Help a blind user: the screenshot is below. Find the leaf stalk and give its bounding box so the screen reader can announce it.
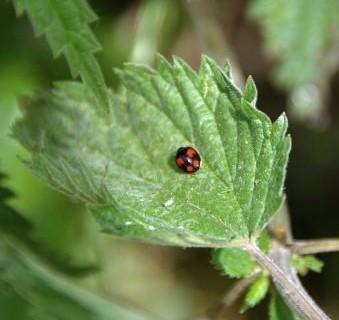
[244,241,330,320]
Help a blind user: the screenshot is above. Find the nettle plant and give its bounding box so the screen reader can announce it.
[4,1,338,319]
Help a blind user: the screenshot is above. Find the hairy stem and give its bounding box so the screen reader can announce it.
[244,242,330,320]
[292,238,339,255]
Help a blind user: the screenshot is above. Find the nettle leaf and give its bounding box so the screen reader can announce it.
[13,0,110,115]
[211,247,257,278]
[248,0,339,89]
[291,255,324,276]
[269,293,299,320]
[13,56,291,247]
[302,256,324,273]
[211,231,270,278]
[242,275,270,312]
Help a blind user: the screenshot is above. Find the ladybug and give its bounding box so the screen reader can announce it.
[175,147,201,173]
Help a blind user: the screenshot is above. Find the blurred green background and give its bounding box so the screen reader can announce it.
[1,0,339,319]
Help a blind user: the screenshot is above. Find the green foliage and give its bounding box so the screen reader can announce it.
[0,173,153,320]
[13,56,291,247]
[242,275,270,312]
[211,231,270,278]
[243,76,258,105]
[257,230,270,253]
[0,239,154,320]
[249,0,339,89]
[211,247,257,278]
[13,0,110,115]
[291,254,324,276]
[269,293,298,320]
[302,256,324,273]
[0,174,32,240]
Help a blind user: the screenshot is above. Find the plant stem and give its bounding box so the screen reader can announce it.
[244,242,330,320]
[292,239,339,255]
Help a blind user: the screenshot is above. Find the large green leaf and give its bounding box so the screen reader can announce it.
[13,0,110,115]
[13,56,291,247]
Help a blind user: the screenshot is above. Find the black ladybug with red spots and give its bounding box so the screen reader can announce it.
[175,147,201,173]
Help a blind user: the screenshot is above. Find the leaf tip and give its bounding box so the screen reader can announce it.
[243,75,258,105]
[155,53,170,68]
[242,275,269,312]
[113,67,124,80]
[223,59,232,77]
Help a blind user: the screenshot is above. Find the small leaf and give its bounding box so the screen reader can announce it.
[269,293,298,320]
[257,230,270,253]
[242,275,269,312]
[291,255,324,276]
[14,56,291,247]
[211,248,257,278]
[13,0,110,115]
[303,256,324,273]
[211,231,270,278]
[243,76,258,105]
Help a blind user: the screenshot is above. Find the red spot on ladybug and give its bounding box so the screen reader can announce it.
[176,157,185,167]
[186,147,196,158]
[193,159,200,168]
[186,165,194,172]
[175,147,201,173]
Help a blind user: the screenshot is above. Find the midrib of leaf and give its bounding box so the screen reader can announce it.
[13,0,110,116]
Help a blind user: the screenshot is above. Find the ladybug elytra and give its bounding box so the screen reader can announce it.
[175,147,201,173]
